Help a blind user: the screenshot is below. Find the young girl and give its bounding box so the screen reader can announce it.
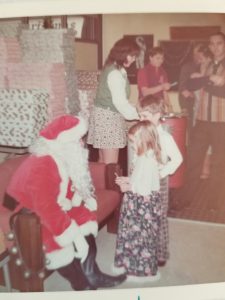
[114,120,162,280]
[138,95,183,266]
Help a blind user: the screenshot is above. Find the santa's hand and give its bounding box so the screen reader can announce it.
[60,198,72,211]
[84,196,97,211]
[73,233,89,263]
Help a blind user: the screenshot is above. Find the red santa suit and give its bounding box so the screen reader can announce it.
[7,115,98,270]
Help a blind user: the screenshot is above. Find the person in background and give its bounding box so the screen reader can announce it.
[189,44,212,179]
[137,46,173,113]
[138,95,183,266]
[178,43,206,138]
[174,32,225,211]
[113,120,163,281]
[87,37,140,164]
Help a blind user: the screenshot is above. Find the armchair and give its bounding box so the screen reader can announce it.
[0,155,122,292]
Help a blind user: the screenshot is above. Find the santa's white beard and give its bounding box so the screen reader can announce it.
[58,142,95,200]
[30,138,95,201]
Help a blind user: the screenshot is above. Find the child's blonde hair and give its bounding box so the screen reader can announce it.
[138,95,164,114]
[128,120,162,163]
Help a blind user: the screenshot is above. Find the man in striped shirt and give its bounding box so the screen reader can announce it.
[173,32,225,211]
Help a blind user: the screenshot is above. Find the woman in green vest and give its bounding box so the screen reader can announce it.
[87,37,140,164]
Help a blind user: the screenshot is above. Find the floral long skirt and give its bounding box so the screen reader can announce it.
[114,191,162,277]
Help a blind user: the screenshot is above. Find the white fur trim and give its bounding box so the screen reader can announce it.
[45,244,75,270]
[57,116,88,143]
[84,197,97,211]
[80,221,98,237]
[50,154,70,209]
[54,220,81,247]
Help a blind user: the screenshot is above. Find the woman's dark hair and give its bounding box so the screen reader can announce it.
[104,37,140,68]
[148,46,164,58]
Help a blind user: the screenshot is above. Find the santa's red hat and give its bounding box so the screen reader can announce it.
[40,114,88,143]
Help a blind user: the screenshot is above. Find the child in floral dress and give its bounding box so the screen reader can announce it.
[114,120,162,280]
[138,95,182,267]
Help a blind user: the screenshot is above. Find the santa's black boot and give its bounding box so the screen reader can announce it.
[79,234,127,288]
[57,260,96,291]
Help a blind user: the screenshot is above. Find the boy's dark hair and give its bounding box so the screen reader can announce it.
[148,46,164,58]
[139,95,164,114]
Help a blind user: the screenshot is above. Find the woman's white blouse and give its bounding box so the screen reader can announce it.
[107,67,139,120]
[130,150,160,196]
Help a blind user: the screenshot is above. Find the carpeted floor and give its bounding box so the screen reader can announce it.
[168,180,225,224]
[43,218,225,292]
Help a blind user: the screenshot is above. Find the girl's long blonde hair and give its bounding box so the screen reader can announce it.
[128,120,162,163]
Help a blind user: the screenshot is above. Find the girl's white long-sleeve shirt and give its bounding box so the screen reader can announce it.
[107,67,139,120]
[129,126,183,196]
[130,150,160,196]
[157,124,183,178]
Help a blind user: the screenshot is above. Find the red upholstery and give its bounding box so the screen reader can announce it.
[89,162,106,190]
[95,189,120,223]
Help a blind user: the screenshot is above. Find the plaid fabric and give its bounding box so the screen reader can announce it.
[197,61,225,122]
[197,89,225,122]
[157,176,169,261]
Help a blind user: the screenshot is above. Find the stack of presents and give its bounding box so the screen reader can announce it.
[0,20,100,149]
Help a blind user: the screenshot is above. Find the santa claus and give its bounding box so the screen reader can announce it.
[6,114,126,290]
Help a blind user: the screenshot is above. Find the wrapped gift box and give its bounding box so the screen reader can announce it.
[0,89,49,147]
[0,63,67,119]
[77,70,100,118]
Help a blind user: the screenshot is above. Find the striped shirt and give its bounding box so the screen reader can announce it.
[197,59,225,122]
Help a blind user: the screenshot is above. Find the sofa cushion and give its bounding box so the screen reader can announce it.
[95,189,120,224]
[89,162,106,190]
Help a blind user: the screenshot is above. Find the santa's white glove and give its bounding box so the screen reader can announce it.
[73,232,89,263]
[59,198,73,211]
[84,196,97,211]
[71,192,83,207]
